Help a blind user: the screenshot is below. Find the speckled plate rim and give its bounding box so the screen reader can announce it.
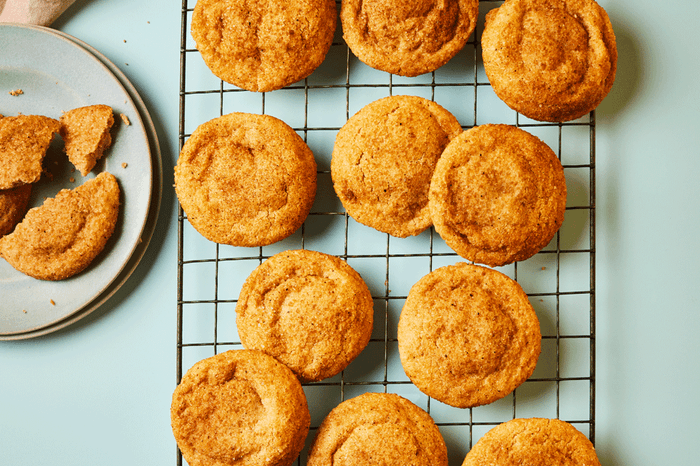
[0,23,162,340]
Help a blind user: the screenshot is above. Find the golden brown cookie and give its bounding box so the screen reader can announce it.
[331,95,462,238]
[0,114,60,190]
[60,104,115,176]
[191,0,337,92]
[307,392,448,466]
[462,418,601,466]
[0,172,120,281]
[0,184,32,237]
[398,263,541,409]
[174,113,317,247]
[481,0,617,122]
[341,0,479,76]
[171,349,310,466]
[236,249,374,383]
[429,124,566,267]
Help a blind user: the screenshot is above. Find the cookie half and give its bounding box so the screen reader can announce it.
[171,349,310,466]
[0,184,32,237]
[0,114,60,190]
[175,113,317,247]
[341,0,478,76]
[331,95,462,237]
[481,0,617,122]
[429,124,566,267]
[462,418,601,466]
[60,104,115,176]
[236,249,374,382]
[0,172,120,281]
[191,0,337,92]
[307,392,448,466]
[398,263,541,408]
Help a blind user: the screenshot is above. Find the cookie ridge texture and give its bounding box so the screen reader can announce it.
[191,0,337,92]
[429,124,566,267]
[461,418,601,466]
[398,263,541,408]
[174,113,317,247]
[236,249,374,382]
[307,392,448,466]
[171,349,310,466]
[331,95,463,237]
[341,0,479,76]
[481,0,617,122]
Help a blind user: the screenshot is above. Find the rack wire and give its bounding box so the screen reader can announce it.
[177,1,596,464]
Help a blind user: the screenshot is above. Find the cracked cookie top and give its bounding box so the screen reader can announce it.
[191,0,337,92]
[340,0,478,76]
[174,113,317,247]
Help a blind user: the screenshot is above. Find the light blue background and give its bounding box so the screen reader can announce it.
[2,0,699,465]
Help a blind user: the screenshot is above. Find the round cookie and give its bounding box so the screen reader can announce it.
[397,263,541,409]
[171,349,310,466]
[191,0,337,92]
[307,392,448,466]
[429,124,566,267]
[0,184,32,237]
[174,113,317,247]
[236,249,374,382]
[462,418,601,466]
[341,0,479,76]
[481,0,617,122]
[331,95,463,238]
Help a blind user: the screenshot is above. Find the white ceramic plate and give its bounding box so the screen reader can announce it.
[0,23,157,338]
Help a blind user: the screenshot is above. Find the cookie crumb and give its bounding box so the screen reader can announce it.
[69,177,75,183]
[9,89,23,96]
[121,162,128,168]
[120,113,131,126]
[50,299,55,305]
[541,266,546,270]
[22,309,27,314]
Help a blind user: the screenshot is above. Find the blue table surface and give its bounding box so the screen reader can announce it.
[2,1,699,465]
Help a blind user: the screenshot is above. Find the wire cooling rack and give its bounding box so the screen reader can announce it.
[177,1,596,464]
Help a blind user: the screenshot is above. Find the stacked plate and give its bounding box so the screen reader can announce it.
[0,23,162,340]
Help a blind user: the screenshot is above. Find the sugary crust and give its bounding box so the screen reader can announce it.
[60,104,115,176]
[397,263,541,408]
[462,418,601,466]
[0,115,60,190]
[481,0,617,122]
[429,124,566,267]
[307,392,448,466]
[0,172,120,281]
[191,0,337,92]
[171,349,310,466]
[174,113,317,247]
[0,184,32,237]
[236,249,374,382]
[331,95,462,238]
[341,0,478,76]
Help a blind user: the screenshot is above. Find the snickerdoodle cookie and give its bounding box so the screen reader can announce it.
[481,0,617,122]
[331,95,462,237]
[462,418,601,466]
[0,184,32,237]
[171,349,310,466]
[191,0,337,92]
[340,0,478,76]
[236,249,374,382]
[307,392,448,466]
[60,104,115,176]
[174,113,317,247]
[0,114,60,190]
[429,124,566,267]
[0,172,120,281]
[398,263,541,408]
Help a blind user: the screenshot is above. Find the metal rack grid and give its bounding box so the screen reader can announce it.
[177,1,596,464]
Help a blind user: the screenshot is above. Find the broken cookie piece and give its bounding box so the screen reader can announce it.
[0,172,120,281]
[60,105,115,176]
[0,184,32,237]
[0,115,60,190]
